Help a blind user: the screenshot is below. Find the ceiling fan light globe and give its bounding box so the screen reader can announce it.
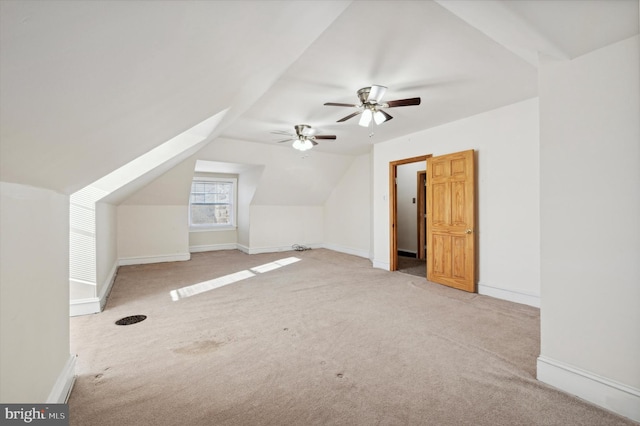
[301,139,313,151]
[368,85,387,103]
[359,109,373,127]
[292,138,313,151]
[373,110,387,125]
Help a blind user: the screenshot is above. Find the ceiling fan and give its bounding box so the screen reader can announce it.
[324,85,421,127]
[272,124,336,151]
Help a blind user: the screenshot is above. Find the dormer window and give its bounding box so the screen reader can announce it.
[189,177,237,230]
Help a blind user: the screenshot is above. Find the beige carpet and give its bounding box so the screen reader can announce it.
[69,249,636,425]
[397,255,426,277]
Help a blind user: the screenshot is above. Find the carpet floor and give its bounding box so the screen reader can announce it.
[69,249,637,425]
[396,255,426,277]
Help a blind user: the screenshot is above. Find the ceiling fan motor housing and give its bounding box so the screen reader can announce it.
[295,124,312,136]
[357,87,371,104]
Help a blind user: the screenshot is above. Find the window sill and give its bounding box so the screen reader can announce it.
[189,226,237,233]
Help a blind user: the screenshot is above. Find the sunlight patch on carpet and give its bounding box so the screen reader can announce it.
[170,257,301,301]
[250,256,301,273]
[170,270,255,301]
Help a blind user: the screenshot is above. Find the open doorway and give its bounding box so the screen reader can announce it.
[417,170,427,260]
[389,155,430,276]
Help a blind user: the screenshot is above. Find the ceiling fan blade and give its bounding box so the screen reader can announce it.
[336,111,362,122]
[311,140,318,146]
[271,130,293,136]
[314,135,337,140]
[276,138,293,143]
[385,97,421,108]
[324,102,359,107]
[368,85,387,103]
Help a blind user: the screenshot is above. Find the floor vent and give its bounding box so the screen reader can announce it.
[115,315,147,326]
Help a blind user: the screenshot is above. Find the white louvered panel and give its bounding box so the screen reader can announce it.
[69,203,95,234]
[69,185,104,286]
[69,230,96,283]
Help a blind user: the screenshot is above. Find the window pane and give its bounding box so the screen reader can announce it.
[190,204,231,225]
[189,179,235,226]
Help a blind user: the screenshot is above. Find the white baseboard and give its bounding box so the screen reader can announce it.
[478,283,540,308]
[47,354,76,403]
[241,243,323,255]
[322,243,371,259]
[70,297,101,316]
[372,259,390,271]
[537,356,640,422]
[98,261,118,310]
[70,262,118,316]
[190,243,237,253]
[118,252,191,266]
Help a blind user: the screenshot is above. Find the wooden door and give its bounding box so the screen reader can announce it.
[426,150,475,292]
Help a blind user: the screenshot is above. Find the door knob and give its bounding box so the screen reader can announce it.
[465,229,473,234]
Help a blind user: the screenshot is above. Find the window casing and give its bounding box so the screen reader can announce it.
[189,177,237,230]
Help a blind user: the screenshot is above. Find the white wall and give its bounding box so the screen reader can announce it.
[372,98,540,306]
[246,205,323,253]
[396,161,425,254]
[0,182,73,402]
[189,229,237,252]
[117,139,356,257]
[171,138,355,254]
[538,35,640,421]
[236,165,264,249]
[95,201,118,300]
[117,205,190,264]
[324,153,372,258]
[116,137,366,258]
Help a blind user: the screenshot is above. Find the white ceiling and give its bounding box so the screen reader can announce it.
[1,0,638,194]
[222,0,540,156]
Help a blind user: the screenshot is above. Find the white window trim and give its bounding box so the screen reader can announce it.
[188,177,237,231]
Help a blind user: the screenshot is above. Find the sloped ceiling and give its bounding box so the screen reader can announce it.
[1,0,638,196]
[221,0,538,155]
[500,0,639,59]
[218,0,638,156]
[0,0,350,194]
